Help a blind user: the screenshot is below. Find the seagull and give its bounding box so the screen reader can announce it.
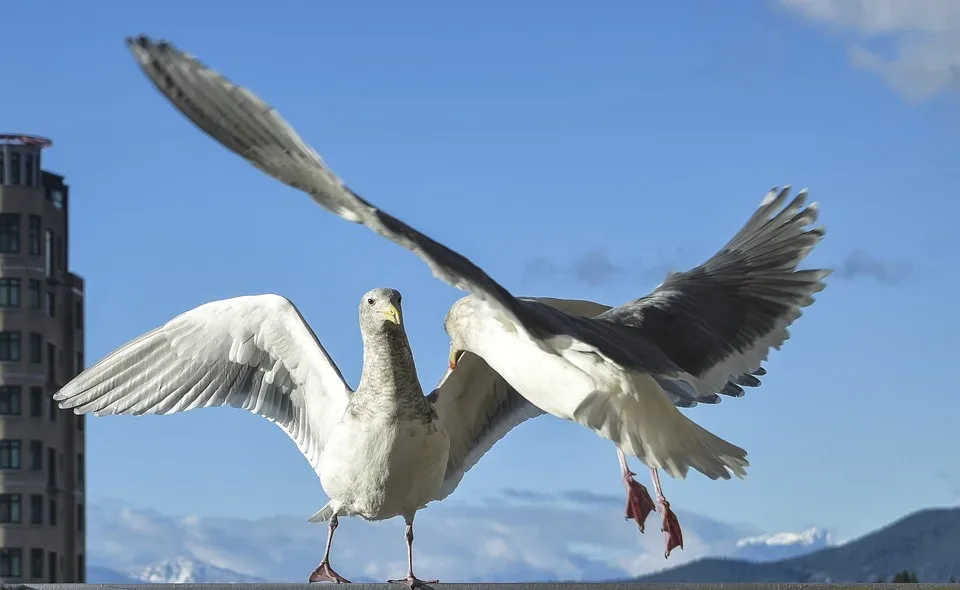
[55,288,602,586]
[123,34,831,559]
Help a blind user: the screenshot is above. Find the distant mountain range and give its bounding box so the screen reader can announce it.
[89,558,266,584]
[82,493,835,583]
[637,507,960,583]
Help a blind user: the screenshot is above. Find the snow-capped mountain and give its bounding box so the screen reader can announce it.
[85,494,831,582]
[734,527,834,561]
[134,557,268,583]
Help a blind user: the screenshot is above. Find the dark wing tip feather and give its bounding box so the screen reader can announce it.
[720,382,746,398]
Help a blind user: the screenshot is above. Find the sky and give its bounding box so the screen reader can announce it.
[4,0,960,556]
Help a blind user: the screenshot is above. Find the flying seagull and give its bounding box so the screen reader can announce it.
[55,288,603,586]
[123,34,830,558]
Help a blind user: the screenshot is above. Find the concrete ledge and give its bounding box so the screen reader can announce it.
[10,584,958,590]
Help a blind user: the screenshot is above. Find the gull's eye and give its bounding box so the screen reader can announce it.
[367,298,375,305]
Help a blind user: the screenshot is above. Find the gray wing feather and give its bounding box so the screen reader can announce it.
[426,351,544,503]
[126,36,827,388]
[599,187,829,395]
[519,298,767,407]
[53,294,352,474]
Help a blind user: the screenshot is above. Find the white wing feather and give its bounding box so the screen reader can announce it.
[427,296,613,502]
[54,294,352,475]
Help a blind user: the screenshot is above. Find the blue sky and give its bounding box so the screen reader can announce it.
[6,0,960,549]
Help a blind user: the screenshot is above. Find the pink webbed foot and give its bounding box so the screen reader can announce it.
[308,561,351,584]
[658,497,684,558]
[623,470,656,532]
[388,575,439,588]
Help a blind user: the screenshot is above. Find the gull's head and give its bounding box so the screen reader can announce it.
[443,295,482,370]
[359,288,403,333]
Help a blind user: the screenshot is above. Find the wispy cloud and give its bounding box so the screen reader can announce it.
[524,247,912,288]
[778,0,960,101]
[832,249,914,284]
[558,489,622,506]
[522,249,681,287]
[500,487,557,502]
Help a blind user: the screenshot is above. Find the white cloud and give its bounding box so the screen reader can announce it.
[86,490,830,583]
[778,0,960,100]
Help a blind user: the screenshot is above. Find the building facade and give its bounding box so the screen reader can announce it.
[0,134,85,583]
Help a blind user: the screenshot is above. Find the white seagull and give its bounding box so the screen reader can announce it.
[55,288,601,586]
[123,35,831,559]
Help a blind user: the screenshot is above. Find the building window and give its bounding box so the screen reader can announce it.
[76,504,84,532]
[0,440,21,469]
[0,494,22,524]
[77,453,84,482]
[28,333,41,363]
[0,214,20,254]
[77,415,83,431]
[48,498,56,526]
[46,343,55,384]
[9,153,21,185]
[0,151,4,184]
[24,154,34,186]
[77,554,84,582]
[48,398,56,422]
[29,441,42,471]
[46,449,56,487]
[29,549,42,580]
[47,551,56,583]
[75,301,83,329]
[45,291,55,318]
[29,388,42,418]
[0,386,21,415]
[28,279,40,309]
[0,278,20,308]
[0,548,22,578]
[44,230,52,277]
[28,216,41,255]
[29,495,42,525]
[75,352,83,377]
[0,332,20,361]
[50,190,64,210]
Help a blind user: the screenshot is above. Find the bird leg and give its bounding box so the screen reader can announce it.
[650,468,684,558]
[388,522,438,588]
[618,448,655,532]
[308,515,351,584]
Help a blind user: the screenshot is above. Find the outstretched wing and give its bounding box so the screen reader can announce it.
[426,297,609,502]
[599,188,829,397]
[123,37,584,349]
[54,294,352,475]
[426,351,543,502]
[126,36,827,386]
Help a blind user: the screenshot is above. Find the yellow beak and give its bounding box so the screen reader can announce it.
[381,304,401,325]
[449,346,463,370]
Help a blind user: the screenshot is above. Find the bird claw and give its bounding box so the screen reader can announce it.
[658,498,684,558]
[388,575,438,588]
[308,561,351,584]
[623,473,656,533]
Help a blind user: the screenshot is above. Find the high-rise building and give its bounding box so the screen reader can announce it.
[0,134,85,583]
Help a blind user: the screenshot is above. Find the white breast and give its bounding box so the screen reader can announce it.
[473,316,598,422]
[319,413,450,521]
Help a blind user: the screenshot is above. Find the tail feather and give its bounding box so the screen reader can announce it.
[307,502,335,524]
[572,372,748,481]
